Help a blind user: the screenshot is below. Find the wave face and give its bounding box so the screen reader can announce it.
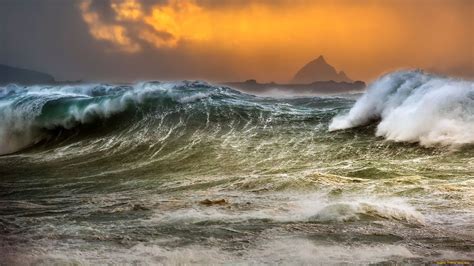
[0,81,257,155]
[329,71,474,147]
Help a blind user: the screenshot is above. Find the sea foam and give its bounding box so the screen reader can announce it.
[329,70,474,147]
[0,81,226,155]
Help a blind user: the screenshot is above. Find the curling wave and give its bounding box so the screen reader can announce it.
[0,81,251,155]
[0,81,332,156]
[329,70,474,147]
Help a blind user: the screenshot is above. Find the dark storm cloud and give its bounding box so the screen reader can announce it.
[0,0,250,82]
[0,0,472,83]
[0,1,102,80]
[0,2,150,81]
[89,0,116,23]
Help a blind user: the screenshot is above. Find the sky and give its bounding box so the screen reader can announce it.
[0,0,472,83]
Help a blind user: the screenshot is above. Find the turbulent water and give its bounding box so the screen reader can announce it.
[0,71,473,264]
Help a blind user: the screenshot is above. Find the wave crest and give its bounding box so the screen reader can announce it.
[329,70,474,147]
[0,81,242,155]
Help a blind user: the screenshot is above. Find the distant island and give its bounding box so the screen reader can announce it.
[1,56,365,94]
[291,55,352,83]
[225,56,365,94]
[0,64,55,85]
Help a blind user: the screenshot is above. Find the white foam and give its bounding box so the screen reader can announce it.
[329,70,474,147]
[150,194,425,225]
[248,239,415,264]
[4,238,416,265]
[0,82,220,155]
[309,200,425,224]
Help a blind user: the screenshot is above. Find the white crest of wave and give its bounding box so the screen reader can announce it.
[0,84,136,155]
[329,70,474,147]
[0,82,222,155]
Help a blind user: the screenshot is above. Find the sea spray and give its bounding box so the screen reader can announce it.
[0,81,243,155]
[329,70,474,147]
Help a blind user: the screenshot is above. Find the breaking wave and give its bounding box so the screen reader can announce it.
[0,81,247,155]
[329,70,474,147]
[2,70,472,156]
[0,80,330,156]
[149,194,425,226]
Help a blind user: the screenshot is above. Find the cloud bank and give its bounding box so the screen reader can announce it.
[1,0,472,82]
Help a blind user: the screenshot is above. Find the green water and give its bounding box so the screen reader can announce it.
[0,80,473,264]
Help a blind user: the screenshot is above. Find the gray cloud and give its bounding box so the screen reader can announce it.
[0,0,472,83]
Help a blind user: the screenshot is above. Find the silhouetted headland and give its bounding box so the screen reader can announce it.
[0,64,55,85]
[292,55,352,83]
[225,56,365,94]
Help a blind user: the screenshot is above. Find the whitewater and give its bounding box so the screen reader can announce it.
[0,70,473,264]
[330,71,474,147]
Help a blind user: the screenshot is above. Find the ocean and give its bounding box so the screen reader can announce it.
[1,70,473,264]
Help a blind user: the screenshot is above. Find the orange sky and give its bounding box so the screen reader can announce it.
[79,0,473,82]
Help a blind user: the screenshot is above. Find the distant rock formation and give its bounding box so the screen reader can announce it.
[291,56,352,83]
[0,64,55,85]
[225,79,365,95]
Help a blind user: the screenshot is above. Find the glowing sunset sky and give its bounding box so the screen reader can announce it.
[1,0,472,82]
